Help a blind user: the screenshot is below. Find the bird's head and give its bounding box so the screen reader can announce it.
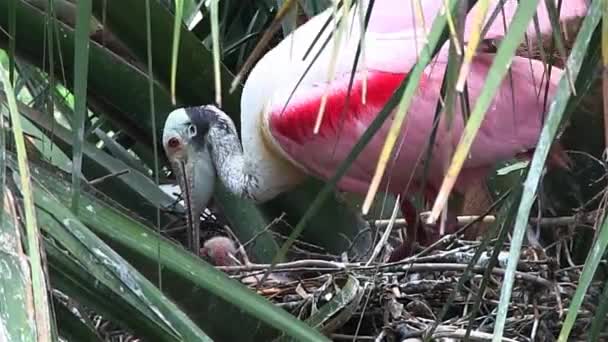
[200,236,240,266]
[162,106,218,220]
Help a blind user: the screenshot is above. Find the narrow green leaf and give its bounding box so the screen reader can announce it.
[144,0,164,289]
[543,0,575,90]
[492,1,602,340]
[588,278,608,342]
[558,213,608,340]
[1,56,52,342]
[70,0,92,213]
[170,0,184,104]
[210,0,221,106]
[7,0,15,81]
[276,0,299,36]
[44,0,56,165]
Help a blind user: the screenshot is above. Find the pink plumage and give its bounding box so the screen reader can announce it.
[267,0,585,200]
[200,236,239,266]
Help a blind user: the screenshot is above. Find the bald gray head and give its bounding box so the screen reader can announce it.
[162,106,221,156]
[162,105,258,233]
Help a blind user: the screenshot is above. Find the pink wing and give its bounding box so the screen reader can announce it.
[265,0,585,195]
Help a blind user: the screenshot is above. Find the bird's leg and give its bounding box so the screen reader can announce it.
[388,188,459,261]
[387,199,421,261]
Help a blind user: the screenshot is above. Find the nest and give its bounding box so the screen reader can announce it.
[216,234,606,342]
[146,184,608,341]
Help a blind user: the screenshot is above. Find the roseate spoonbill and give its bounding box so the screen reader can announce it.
[162,0,587,256]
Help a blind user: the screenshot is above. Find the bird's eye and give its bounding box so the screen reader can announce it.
[188,124,197,137]
[167,137,181,149]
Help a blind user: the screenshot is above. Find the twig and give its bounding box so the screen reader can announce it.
[366,194,400,266]
[373,210,598,229]
[217,260,553,288]
[431,327,518,342]
[242,213,286,247]
[222,225,252,266]
[382,263,553,288]
[218,259,351,272]
[331,333,375,340]
[88,169,130,185]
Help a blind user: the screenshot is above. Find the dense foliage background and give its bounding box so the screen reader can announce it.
[0,0,607,341]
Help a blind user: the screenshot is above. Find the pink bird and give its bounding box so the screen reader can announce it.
[162,0,587,257]
[200,236,239,266]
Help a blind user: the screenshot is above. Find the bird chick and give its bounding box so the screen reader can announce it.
[200,236,239,266]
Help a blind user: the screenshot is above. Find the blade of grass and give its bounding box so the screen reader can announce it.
[491,2,602,340]
[428,0,542,224]
[210,0,221,106]
[144,0,164,291]
[313,0,350,134]
[544,0,576,93]
[7,0,15,81]
[276,0,298,36]
[170,0,184,104]
[603,0,608,151]
[93,129,149,174]
[1,56,52,342]
[588,277,608,342]
[443,0,462,55]
[70,0,92,214]
[44,0,56,164]
[558,212,608,339]
[455,0,489,91]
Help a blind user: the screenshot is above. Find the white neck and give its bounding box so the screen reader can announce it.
[206,114,261,202]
